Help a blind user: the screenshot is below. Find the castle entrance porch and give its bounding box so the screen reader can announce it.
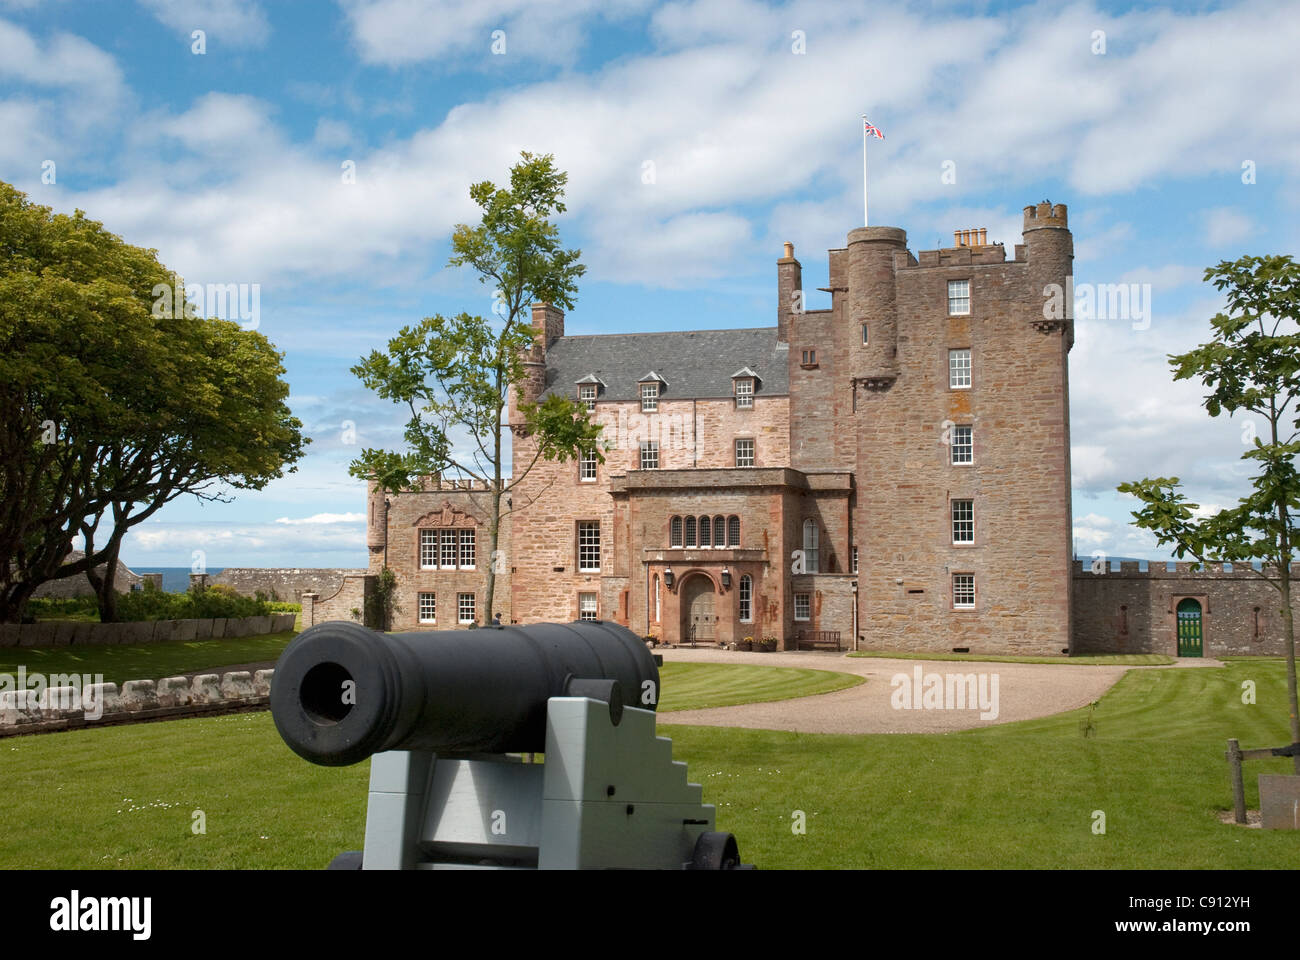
[680,574,717,646]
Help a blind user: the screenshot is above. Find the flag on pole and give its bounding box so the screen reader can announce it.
[861,116,884,227]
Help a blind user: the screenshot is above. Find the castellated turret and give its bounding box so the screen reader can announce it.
[846,226,908,385]
[1022,202,1074,346]
[366,479,387,572]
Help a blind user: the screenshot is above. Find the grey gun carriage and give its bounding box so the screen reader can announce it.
[271,619,749,869]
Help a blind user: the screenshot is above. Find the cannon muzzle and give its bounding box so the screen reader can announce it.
[270,620,659,766]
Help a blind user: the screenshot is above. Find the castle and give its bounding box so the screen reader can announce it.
[300,202,1298,659]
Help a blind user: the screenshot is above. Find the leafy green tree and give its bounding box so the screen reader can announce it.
[0,181,307,622]
[349,152,602,619]
[1119,255,1300,771]
[76,306,308,622]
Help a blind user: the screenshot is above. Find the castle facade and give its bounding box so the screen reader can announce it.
[353,202,1076,655]
[298,202,1298,659]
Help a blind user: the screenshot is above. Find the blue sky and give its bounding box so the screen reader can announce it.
[2,0,1296,567]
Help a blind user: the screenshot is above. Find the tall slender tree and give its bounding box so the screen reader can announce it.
[1119,254,1300,771]
[349,152,602,620]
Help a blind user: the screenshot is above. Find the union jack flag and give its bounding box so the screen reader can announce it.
[863,119,884,140]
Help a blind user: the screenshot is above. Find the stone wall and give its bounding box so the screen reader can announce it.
[0,669,275,735]
[210,567,364,602]
[363,481,511,631]
[791,573,857,647]
[0,613,296,648]
[302,575,375,629]
[1072,560,1300,657]
[30,551,143,598]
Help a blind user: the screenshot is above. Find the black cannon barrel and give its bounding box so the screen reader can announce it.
[271,620,659,766]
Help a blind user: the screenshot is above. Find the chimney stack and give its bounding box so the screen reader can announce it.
[777,241,801,343]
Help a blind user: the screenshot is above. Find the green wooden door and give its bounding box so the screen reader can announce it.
[1176,598,1203,657]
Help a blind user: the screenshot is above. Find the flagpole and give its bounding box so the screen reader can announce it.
[861,114,868,227]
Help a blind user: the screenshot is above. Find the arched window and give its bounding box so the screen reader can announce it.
[714,515,726,547]
[684,515,697,547]
[738,575,752,622]
[802,519,819,573]
[699,515,711,547]
[670,516,682,547]
[728,515,740,547]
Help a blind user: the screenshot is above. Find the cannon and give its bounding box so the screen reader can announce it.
[271,619,748,869]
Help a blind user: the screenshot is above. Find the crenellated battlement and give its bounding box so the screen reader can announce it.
[1072,559,1295,577]
[1023,201,1068,230]
[400,476,505,493]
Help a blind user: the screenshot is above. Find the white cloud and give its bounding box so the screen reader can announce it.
[275,512,366,525]
[0,99,57,169]
[1204,207,1255,247]
[45,0,1299,295]
[1077,512,1114,529]
[123,520,365,566]
[1071,445,1118,490]
[340,0,649,66]
[0,19,124,94]
[136,0,269,46]
[1117,264,1203,293]
[313,118,353,149]
[1073,222,1133,263]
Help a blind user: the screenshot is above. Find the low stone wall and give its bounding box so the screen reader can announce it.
[30,551,143,598]
[0,669,275,735]
[210,568,365,602]
[0,612,297,649]
[303,575,376,628]
[1072,560,1300,657]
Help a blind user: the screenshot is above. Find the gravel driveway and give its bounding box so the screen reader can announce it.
[656,648,1219,734]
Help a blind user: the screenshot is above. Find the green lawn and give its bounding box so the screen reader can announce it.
[657,662,862,712]
[848,651,1175,666]
[1,660,1295,868]
[0,631,297,686]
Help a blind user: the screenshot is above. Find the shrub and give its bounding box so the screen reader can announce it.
[26,596,100,621]
[116,587,270,622]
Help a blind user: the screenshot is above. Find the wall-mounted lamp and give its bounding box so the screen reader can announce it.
[721,567,731,589]
[663,566,674,589]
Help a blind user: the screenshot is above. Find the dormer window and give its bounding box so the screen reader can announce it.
[731,367,759,409]
[575,374,603,412]
[638,372,666,412]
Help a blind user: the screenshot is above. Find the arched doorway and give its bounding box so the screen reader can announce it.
[680,574,716,645]
[1176,598,1203,657]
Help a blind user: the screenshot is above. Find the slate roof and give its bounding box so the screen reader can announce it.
[541,327,788,402]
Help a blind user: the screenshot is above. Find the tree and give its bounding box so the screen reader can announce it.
[349,152,602,620]
[1118,254,1300,772]
[76,307,308,622]
[0,181,307,622]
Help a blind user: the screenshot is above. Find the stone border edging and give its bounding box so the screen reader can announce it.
[0,669,275,736]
